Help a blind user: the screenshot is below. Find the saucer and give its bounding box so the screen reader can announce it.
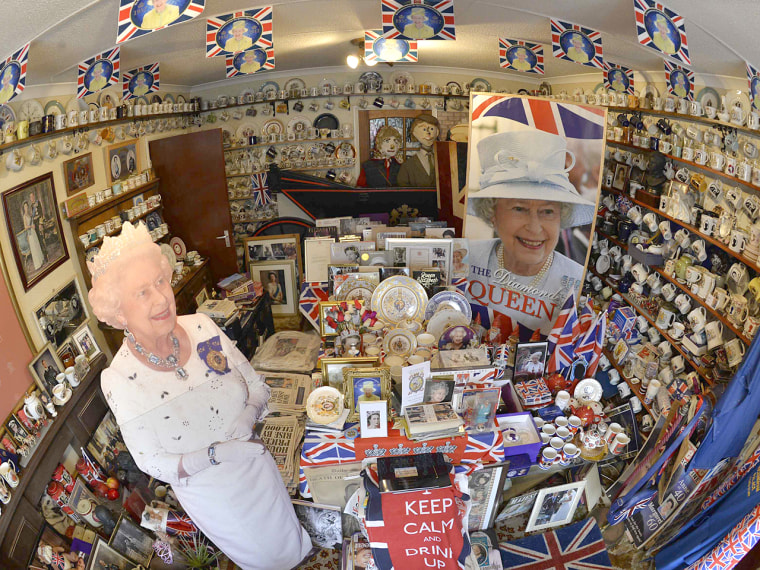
[52,388,73,406]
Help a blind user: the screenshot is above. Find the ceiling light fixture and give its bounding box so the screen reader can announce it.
[346,38,385,69]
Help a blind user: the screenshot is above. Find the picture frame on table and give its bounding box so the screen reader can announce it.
[67,477,101,523]
[359,400,388,438]
[62,152,96,196]
[496,490,539,522]
[461,387,500,431]
[379,266,410,280]
[86,537,133,570]
[109,513,154,566]
[249,259,298,316]
[321,357,379,390]
[384,237,453,285]
[72,324,102,362]
[319,300,365,337]
[86,411,124,473]
[291,500,344,549]
[514,341,549,382]
[57,340,80,369]
[330,241,376,264]
[423,378,455,404]
[467,462,510,530]
[343,367,391,421]
[244,234,302,279]
[327,263,360,295]
[611,162,630,191]
[28,523,82,570]
[105,139,141,185]
[525,481,586,532]
[2,173,69,291]
[29,343,65,396]
[34,279,88,349]
[6,414,33,446]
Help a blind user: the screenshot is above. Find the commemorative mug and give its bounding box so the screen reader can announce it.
[691,100,704,116]
[710,151,726,170]
[627,205,643,225]
[539,447,558,469]
[610,433,631,455]
[636,315,650,332]
[661,282,677,302]
[725,338,746,367]
[669,322,686,340]
[706,320,724,350]
[687,307,707,332]
[728,263,749,289]
[697,272,716,299]
[695,148,708,165]
[700,214,717,236]
[647,327,662,344]
[609,369,621,385]
[730,230,748,253]
[643,212,659,232]
[618,382,632,398]
[712,287,730,311]
[0,462,18,488]
[659,366,674,384]
[675,293,692,315]
[692,239,708,262]
[682,145,695,161]
[631,263,649,283]
[671,354,686,374]
[744,316,760,339]
[705,105,717,119]
[728,295,749,324]
[726,155,737,176]
[560,443,580,466]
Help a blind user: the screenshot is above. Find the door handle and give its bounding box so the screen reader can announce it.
[216,230,231,248]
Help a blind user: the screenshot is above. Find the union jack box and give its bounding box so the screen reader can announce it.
[612,307,636,335]
[514,378,552,408]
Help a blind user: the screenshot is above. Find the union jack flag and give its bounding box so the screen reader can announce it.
[500,518,614,569]
[122,61,159,101]
[577,299,596,338]
[664,59,694,101]
[499,38,544,75]
[747,62,760,111]
[249,172,272,207]
[0,43,29,104]
[206,7,273,58]
[546,291,579,374]
[299,282,329,331]
[364,29,417,64]
[634,0,690,65]
[461,429,504,470]
[550,19,604,69]
[77,47,120,99]
[471,94,606,141]
[608,487,657,525]
[226,48,275,77]
[382,0,456,41]
[299,427,362,496]
[117,0,205,44]
[605,61,635,94]
[574,309,607,376]
[452,277,468,295]
[687,504,760,570]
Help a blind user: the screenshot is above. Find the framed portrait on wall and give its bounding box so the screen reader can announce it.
[62,153,96,195]
[2,173,69,291]
[105,139,141,185]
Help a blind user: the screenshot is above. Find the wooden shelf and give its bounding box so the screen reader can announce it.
[67,179,160,222]
[607,105,760,138]
[224,136,353,151]
[171,259,209,295]
[226,164,354,178]
[602,348,656,418]
[78,204,163,249]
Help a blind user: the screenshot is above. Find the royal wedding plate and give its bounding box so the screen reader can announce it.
[306,386,344,425]
[262,118,284,136]
[574,378,603,403]
[371,275,427,324]
[424,291,471,322]
[383,328,417,359]
[287,115,311,138]
[336,277,376,303]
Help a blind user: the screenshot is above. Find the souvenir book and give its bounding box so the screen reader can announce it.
[377,452,451,492]
[404,402,463,437]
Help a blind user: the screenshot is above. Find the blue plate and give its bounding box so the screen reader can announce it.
[424,290,472,322]
[696,86,720,109]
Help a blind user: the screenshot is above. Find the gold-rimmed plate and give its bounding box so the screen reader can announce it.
[371,275,427,324]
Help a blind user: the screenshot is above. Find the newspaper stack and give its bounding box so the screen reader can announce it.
[259,414,305,493]
[263,372,312,413]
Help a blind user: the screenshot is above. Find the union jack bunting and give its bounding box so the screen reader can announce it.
[206,7,273,58]
[500,518,614,569]
[226,48,275,77]
[499,38,544,75]
[664,60,694,101]
[546,291,579,374]
[364,30,417,64]
[605,61,635,94]
[381,0,456,41]
[687,504,760,570]
[633,0,690,65]
[122,62,159,101]
[452,277,468,295]
[550,19,604,69]
[249,172,272,207]
[747,62,760,111]
[574,309,607,376]
[117,0,206,44]
[77,47,120,99]
[299,282,329,331]
[701,444,760,512]
[0,43,29,105]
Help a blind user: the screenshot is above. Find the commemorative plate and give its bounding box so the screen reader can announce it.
[424,291,471,322]
[306,386,344,425]
[696,86,720,109]
[262,118,284,136]
[336,277,376,303]
[383,328,417,359]
[574,378,603,403]
[469,78,491,92]
[371,275,427,324]
[287,115,311,138]
[359,71,383,93]
[170,237,187,260]
[426,308,470,341]
[313,113,339,131]
[44,100,66,116]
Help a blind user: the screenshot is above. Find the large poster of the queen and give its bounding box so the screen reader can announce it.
[464,94,605,340]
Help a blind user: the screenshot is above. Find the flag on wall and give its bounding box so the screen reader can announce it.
[664,60,694,100]
[365,30,417,63]
[747,62,760,110]
[381,0,456,41]
[206,7,273,58]
[117,0,205,43]
[605,61,635,94]
[633,0,690,65]
[550,19,604,69]
[122,62,159,100]
[0,43,29,105]
[77,47,120,99]
[499,38,544,75]
[226,48,275,77]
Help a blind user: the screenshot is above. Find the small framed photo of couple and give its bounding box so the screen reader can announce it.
[525,481,586,532]
[359,400,388,438]
[72,324,101,362]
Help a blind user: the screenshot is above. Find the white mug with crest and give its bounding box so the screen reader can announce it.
[698,272,716,299]
[744,316,760,339]
[643,212,659,232]
[705,321,724,350]
[725,338,747,367]
[627,206,643,225]
[661,282,677,302]
[687,307,707,332]
[647,327,661,344]
[671,354,686,374]
[631,263,649,284]
[674,293,692,315]
[727,295,749,324]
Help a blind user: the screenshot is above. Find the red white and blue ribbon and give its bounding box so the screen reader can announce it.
[122,61,159,101]
[550,19,604,69]
[226,48,275,77]
[605,61,635,94]
[364,29,417,63]
[664,60,694,101]
[499,38,544,75]
[117,0,206,44]
[747,62,760,111]
[0,43,29,104]
[77,47,120,99]
[633,0,690,65]
[381,0,456,41]
[687,504,760,570]
[206,7,273,58]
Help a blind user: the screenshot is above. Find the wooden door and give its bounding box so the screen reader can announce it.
[149,130,236,283]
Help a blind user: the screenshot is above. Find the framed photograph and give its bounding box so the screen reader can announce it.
[327,263,360,295]
[6,414,33,446]
[86,537,133,570]
[292,500,343,549]
[343,367,391,421]
[194,287,209,308]
[72,324,102,362]
[496,490,539,522]
[28,523,83,570]
[57,340,79,369]
[423,378,455,404]
[514,341,549,382]
[468,463,509,530]
[385,237,453,285]
[461,387,500,431]
[525,481,586,532]
[109,514,154,566]
[244,234,302,279]
[62,153,96,195]
[319,300,364,337]
[250,260,298,315]
[29,343,65,396]
[2,173,69,291]
[68,477,101,524]
[34,279,88,349]
[612,162,630,191]
[321,357,379,390]
[86,411,125,473]
[359,400,388,438]
[330,241,376,264]
[105,139,141,185]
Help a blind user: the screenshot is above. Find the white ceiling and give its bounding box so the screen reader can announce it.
[2,0,756,90]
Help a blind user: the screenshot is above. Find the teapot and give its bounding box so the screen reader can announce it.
[545,372,567,394]
[570,404,600,427]
[24,394,45,421]
[578,424,608,460]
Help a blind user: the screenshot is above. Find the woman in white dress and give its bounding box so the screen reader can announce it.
[22,201,44,270]
[88,222,311,570]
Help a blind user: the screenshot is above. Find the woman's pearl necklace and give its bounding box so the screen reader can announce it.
[497,243,554,288]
